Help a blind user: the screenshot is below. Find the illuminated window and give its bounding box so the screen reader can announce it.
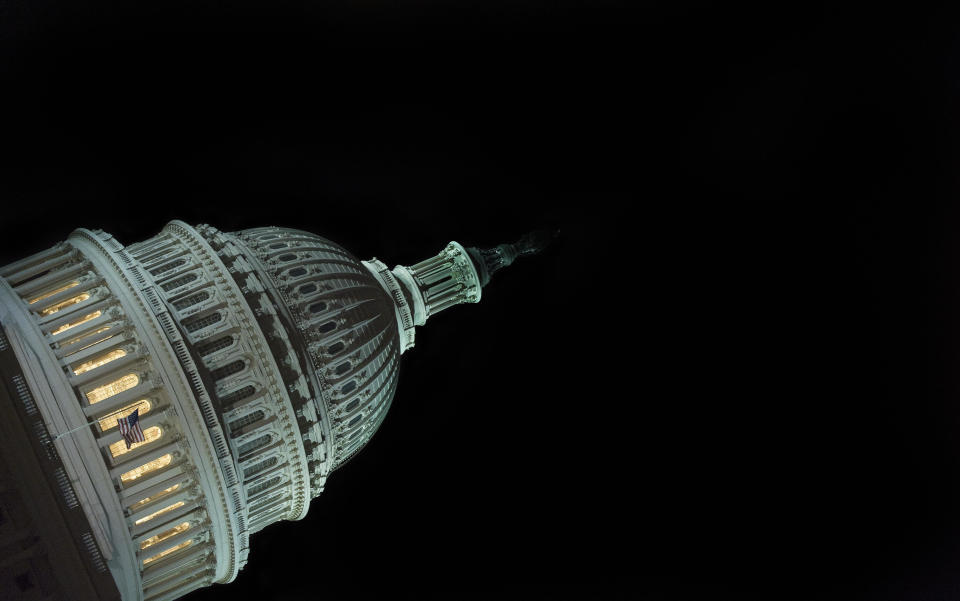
[98,399,152,431]
[142,539,193,566]
[40,292,90,316]
[72,349,127,375]
[28,281,79,304]
[122,453,172,484]
[85,373,139,404]
[129,483,179,512]
[109,426,162,458]
[51,311,102,336]
[134,499,185,525]
[139,521,191,550]
[160,273,197,292]
[60,326,113,354]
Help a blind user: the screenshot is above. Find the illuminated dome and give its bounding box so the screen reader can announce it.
[0,219,550,601]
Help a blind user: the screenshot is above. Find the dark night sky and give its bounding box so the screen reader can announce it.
[3,2,960,600]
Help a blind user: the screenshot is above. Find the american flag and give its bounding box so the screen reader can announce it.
[117,408,145,449]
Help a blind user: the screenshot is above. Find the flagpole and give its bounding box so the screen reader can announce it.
[52,405,139,441]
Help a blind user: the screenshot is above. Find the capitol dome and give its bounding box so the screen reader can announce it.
[0,219,549,601]
[198,224,403,471]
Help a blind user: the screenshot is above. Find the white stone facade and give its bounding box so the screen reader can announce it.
[0,221,487,601]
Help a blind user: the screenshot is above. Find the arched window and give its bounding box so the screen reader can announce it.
[219,385,256,406]
[150,258,186,276]
[109,426,162,458]
[40,292,90,316]
[140,522,191,551]
[309,301,327,313]
[327,341,344,355]
[85,373,139,404]
[289,267,306,277]
[211,360,245,381]
[71,349,127,375]
[238,434,271,458]
[51,310,102,336]
[196,335,234,356]
[183,311,222,333]
[229,410,264,436]
[98,399,151,431]
[142,540,193,566]
[248,476,281,497]
[28,281,79,305]
[278,254,296,262]
[348,414,362,427]
[243,456,279,480]
[160,272,197,292]
[340,380,356,395]
[335,361,351,376]
[318,321,336,334]
[349,428,363,440]
[268,242,287,249]
[172,291,210,311]
[344,399,359,412]
[134,499,185,526]
[299,284,317,295]
[128,483,179,512]
[121,453,172,484]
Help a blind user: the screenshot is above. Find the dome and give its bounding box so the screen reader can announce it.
[206,225,403,469]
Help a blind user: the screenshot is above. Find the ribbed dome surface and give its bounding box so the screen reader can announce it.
[227,227,402,468]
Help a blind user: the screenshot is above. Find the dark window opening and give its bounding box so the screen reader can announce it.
[14,572,34,592]
[211,360,245,381]
[327,342,344,355]
[318,321,336,334]
[278,254,296,262]
[309,301,327,313]
[219,385,256,406]
[269,243,287,249]
[335,362,351,376]
[348,414,362,427]
[183,311,223,333]
[345,399,359,412]
[341,380,356,395]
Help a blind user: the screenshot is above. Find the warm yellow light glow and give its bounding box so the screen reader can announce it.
[109,426,161,458]
[139,521,191,550]
[61,326,113,354]
[142,539,192,566]
[40,292,90,316]
[85,374,139,404]
[72,349,127,375]
[122,453,172,485]
[51,311,102,336]
[28,281,79,304]
[129,483,180,512]
[98,399,152,431]
[134,498,184,525]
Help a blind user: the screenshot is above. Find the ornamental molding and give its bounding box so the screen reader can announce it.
[70,228,239,586]
[166,222,312,524]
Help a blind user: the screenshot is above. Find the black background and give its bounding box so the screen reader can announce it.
[3,2,960,600]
